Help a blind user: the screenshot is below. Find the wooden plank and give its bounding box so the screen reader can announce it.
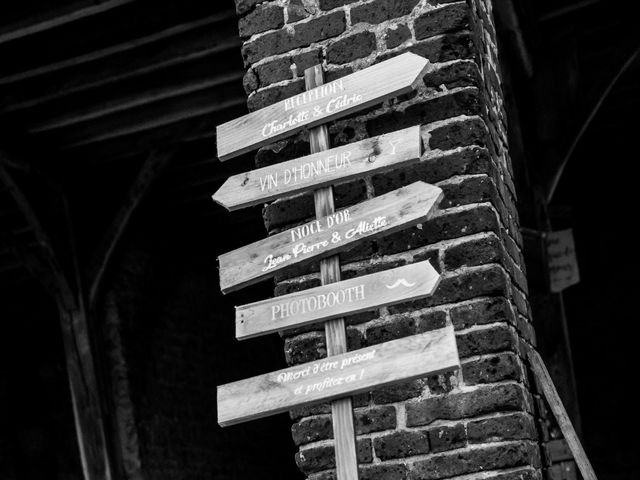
[526,347,598,480]
[236,260,440,340]
[217,326,460,427]
[218,181,442,294]
[305,65,358,480]
[212,126,422,211]
[216,52,430,161]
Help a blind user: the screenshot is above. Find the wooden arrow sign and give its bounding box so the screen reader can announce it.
[216,52,430,161]
[217,326,459,427]
[218,181,443,294]
[236,260,440,340]
[212,126,422,211]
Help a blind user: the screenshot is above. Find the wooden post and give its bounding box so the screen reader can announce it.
[305,65,359,480]
[526,345,598,480]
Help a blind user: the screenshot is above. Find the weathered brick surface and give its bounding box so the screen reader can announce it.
[233,0,539,477]
[428,423,466,452]
[238,4,284,38]
[414,2,469,40]
[374,430,430,460]
[351,0,420,25]
[242,11,346,64]
[386,23,411,48]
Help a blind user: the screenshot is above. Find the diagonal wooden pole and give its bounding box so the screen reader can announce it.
[304,65,359,480]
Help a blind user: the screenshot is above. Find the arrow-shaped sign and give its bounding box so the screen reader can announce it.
[212,126,422,211]
[236,260,440,340]
[217,326,459,427]
[216,52,430,161]
[218,181,442,294]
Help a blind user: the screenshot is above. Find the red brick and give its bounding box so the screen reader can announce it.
[467,413,537,443]
[406,383,529,427]
[409,442,540,479]
[428,423,466,452]
[242,11,346,64]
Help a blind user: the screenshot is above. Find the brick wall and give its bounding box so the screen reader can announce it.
[235,0,542,478]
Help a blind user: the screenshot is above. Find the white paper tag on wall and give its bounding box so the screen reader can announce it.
[547,229,580,293]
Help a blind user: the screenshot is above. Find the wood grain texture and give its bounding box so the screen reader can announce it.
[216,52,430,161]
[526,346,598,480]
[217,326,460,427]
[306,64,358,480]
[218,181,443,293]
[236,260,440,340]
[212,126,421,211]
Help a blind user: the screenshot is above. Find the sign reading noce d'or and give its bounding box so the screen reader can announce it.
[217,181,443,294]
[216,52,430,161]
[235,260,441,340]
[212,126,422,211]
[217,326,460,427]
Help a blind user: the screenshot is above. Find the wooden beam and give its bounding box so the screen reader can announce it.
[29,70,244,133]
[0,11,237,87]
[0,162,74,306]
[0,160,115,480]
[0,0,137,45]
[305,64,358,480]
[526,345,598,480]
[88,150,174,306]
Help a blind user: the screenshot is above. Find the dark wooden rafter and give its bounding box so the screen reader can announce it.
[88,149,174,307]
[0,159,113,480]
[0,0,137,45]
[546,45,640,203]
[0,10,237,87]
[59,95,246,150]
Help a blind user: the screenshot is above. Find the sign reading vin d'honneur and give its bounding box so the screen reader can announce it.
[212,126,422,211]
[217,326,460,426]
[236,260,440,340]
[215,53,430,161]
[218,181,443,294]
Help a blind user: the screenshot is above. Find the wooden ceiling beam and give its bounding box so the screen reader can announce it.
[29,70,244,133]
[58,96,246,150]
[0,11,236,86]
[0,0,137,45]
[87,149,174,306]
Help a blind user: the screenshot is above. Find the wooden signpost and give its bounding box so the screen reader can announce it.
[218,181,442,293]
[215,52,430,161]
[212,126,422,211]
[211,54,461,480]
[218,326,459,427]
[236,260,440,340]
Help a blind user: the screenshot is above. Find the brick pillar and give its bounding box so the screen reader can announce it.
[235,1,541,479]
